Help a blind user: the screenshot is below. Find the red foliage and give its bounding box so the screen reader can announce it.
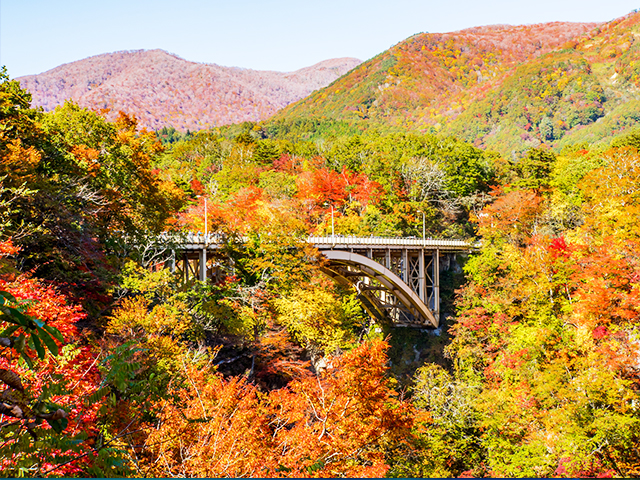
[549,236,571,259]
[189,178,204,195]
[273,153,305,174]
[592,325,610,339]
[296,166,383,212]
[0,243,103,475]
[571,241,640,329]
[297,167,349,207]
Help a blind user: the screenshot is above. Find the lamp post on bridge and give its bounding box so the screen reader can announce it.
[204,197,208,242]
[417,210,425,245]
[196,195,208,281]
[323,201,335,246]
[416,209,428,313]
[331,204,335,245]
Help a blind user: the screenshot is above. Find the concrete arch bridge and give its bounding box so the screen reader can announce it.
[165,234,473,329]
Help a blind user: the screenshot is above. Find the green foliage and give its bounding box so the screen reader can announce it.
[610,126,640,149]
[264,117,364,142]
[0,176,37,242]
[0,67,42,152]
[397,364,484,477]
[0,290,63,362]
[156,126,190,145]
[0,77,184,301]
[252,139,280,165]
[258,170,297,199]
[512,147,557,190]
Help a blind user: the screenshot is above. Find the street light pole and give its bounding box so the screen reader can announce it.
[417,210,425,244]
[204,197,208,240]
[331,204,335,244]
[197,195,208,282]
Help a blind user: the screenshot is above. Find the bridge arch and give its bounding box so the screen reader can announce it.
[320,250,439,328]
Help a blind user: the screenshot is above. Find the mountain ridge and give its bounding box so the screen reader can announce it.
[17,49,362,131]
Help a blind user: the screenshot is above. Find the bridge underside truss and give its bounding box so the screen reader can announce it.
[171,250,225,284]
[321,250,439,328]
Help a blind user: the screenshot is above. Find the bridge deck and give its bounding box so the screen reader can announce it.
[169,233,474,252]
[310,235,472,251]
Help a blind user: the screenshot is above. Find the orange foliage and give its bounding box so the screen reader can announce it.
[141,340,411,478]
[0,138,41,184]
[296,166,383,212]
[0,239,20,256]
[474,188,544,244]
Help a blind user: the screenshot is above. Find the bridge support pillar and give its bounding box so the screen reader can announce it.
[434,249,440,322]
[402,248,408,283]
[183,253,189,283]
[199,248,207,281]
[419,248,425,302]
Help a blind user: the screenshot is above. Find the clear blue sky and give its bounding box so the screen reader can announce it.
[2,0,639,77]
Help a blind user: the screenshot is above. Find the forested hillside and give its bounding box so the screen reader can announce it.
[274,12,640,157]
[17,50,361,132]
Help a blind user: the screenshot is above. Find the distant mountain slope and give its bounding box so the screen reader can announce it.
[274,19,640,156]
[275,22,599,122]
[446,13,640,156]
[17,50,361,131]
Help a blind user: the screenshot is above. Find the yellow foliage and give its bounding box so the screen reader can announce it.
[107,297,190,340]
[579,147,640,241]
[274,286,362,354]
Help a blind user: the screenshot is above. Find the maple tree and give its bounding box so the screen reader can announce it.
[0,243,125,476]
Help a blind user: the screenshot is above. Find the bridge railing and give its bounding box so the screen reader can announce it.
[159,232,475,250]
[308,235,472,248]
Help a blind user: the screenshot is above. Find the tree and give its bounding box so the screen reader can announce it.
[513,147,556,190]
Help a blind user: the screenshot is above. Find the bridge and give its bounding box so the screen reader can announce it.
[165,234,474,329]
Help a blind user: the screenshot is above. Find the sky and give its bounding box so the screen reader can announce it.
[2,0,639,78]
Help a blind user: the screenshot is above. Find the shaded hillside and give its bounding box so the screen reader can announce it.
[17,50,361,131]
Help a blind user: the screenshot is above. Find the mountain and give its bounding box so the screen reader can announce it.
[17,50,361,131]
[446,13,640,156]
[271,17,640,156]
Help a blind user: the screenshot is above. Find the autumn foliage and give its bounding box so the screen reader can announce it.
[431,145,640,477]
[0,244,105,476]
[141,340,410,478]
